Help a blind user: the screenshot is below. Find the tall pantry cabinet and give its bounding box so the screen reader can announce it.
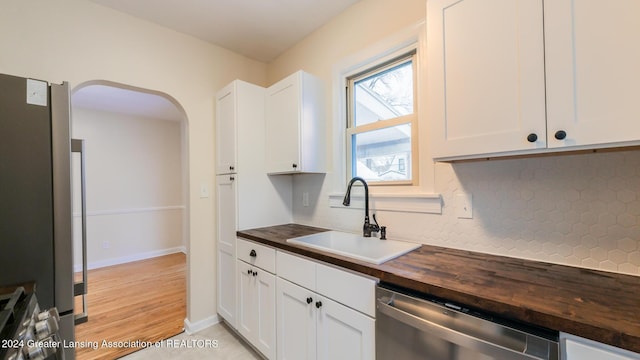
[215,80,292,330]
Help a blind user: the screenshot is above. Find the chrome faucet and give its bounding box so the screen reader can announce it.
[342,177,385,238]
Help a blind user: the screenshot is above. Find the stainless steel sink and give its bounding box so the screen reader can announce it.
[286,231,421,265]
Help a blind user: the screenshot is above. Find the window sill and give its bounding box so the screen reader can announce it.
[328,192,442,214]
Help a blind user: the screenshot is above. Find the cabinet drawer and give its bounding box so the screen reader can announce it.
[561,333,640,360]
[276,251,316,291]
[316,263,376,317]
[237,238,276,273]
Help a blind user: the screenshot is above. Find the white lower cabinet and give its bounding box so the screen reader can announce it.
[216,175,237,328]
[561,333,640,360]
[276,251,376,360]
[316,295,375,360]
[234,240,376,360]
[276,277,316,360]
[237,256,277,359]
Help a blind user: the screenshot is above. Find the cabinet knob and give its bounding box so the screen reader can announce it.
[230,166,234,171]
[315,301,322,309]
[230,176,235,181]
[554,130,567,140]
[306,297,313,304]
[247,269,252,275]
[292,163,298,169]
[526,133,538,143]
[252,271,257,277]
[249,249,257,257]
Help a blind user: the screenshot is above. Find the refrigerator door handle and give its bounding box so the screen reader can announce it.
[72,138,88,325]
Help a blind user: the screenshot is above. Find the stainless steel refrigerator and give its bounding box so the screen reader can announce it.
[0,73,79,358]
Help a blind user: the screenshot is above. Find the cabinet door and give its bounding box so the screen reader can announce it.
[276,278,316,360]
[564,338,640,360]
[216,175,237,327]
[428,0,546,159]
[237,260,256,341]
[266,73,301,174]
[216,85,236,174]
[545,0,640,149]
[217,249,236,328]
[255,270,276,360]
[316,296,375,360]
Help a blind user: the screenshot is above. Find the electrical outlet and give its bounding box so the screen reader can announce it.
[456,193,473,219]
[200,183,209,198]
[303,192,310,207]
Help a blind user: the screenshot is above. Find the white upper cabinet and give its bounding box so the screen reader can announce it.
[214,80,292,230]
[428,0,546,159]
[265,71,326,174]
[215,83,238,175]
[429,0,640,160]
[545,0,640,149]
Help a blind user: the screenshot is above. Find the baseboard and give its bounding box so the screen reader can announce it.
[184,315,220,335]
[74,246,187,272]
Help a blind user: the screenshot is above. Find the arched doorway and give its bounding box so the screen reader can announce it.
[69,81,189,359]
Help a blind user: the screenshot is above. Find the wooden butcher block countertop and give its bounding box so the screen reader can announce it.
[237,224,640,353]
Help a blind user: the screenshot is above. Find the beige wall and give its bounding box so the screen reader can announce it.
[267,0,426,84]
[0,0,267,325]
[71,107,184,269]
[268,0,640,276]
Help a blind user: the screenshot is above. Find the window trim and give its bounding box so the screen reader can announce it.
[330,20,440,213]
[345,49,419,186]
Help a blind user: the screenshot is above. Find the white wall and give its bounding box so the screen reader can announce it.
[0,0,267,326]
[71,107,184,269]
[268,0,640,276]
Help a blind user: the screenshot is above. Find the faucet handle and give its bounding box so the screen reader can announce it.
[371,213,383,239]
[372,213,381,230]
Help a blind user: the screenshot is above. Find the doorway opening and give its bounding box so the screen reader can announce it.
[70,81,189,359]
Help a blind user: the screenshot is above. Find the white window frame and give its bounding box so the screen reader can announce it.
[329,21,441,214]
[346,50,419,186]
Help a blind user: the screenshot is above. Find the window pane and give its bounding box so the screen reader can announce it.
[352,124,411,182]
[353,60,414,127]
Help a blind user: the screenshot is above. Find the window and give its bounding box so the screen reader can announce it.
[346,50,418,185]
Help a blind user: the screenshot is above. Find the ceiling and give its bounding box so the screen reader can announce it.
[72,85,185,121]
[86,0,361,63]
[74,1,360,121]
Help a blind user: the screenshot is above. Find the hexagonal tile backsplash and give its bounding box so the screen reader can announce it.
[293,149,640,276]
[427,150,640,275]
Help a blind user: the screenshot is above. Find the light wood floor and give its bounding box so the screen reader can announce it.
[74,253,186,360]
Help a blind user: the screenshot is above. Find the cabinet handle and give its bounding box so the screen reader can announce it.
[306,297,313,304]
[230,176,235,181]
[247,269,252,275]
[252,271,257,277]
[249,249,257,257]
[315,301,322,309]
[554,130,567,140]
[526,133,538,143]
[230,166,234,171]
[292,163,298,169]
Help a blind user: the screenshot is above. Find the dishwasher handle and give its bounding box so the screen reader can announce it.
[377,298,552,360]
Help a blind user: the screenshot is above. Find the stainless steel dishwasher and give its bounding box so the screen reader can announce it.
[376,285,559,360]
